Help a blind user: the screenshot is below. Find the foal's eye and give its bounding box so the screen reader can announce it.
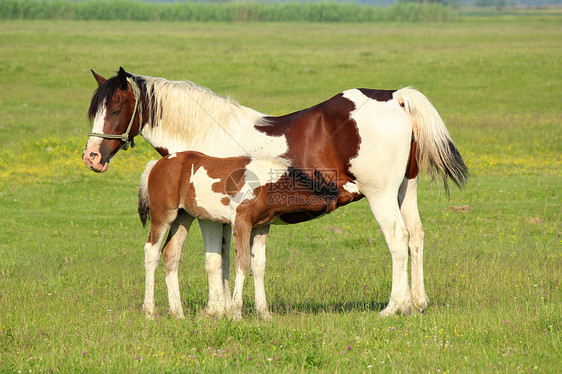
[111,110,122,116]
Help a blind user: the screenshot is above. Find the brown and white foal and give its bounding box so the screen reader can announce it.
[138,151,359,320]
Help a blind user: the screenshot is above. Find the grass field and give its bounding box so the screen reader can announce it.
[0,15,560,372]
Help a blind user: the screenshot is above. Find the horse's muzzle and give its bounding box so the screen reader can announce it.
[82,149,109,173]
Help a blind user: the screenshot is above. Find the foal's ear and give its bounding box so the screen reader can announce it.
[117,67,129,90]
[91,69,106,86]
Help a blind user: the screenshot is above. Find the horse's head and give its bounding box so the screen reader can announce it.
[83,67,143,173]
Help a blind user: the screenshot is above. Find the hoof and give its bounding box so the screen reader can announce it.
[143,304,156,320]
[170,310,185,319]
[201,306,224,319]
[413,295,429,312]
[256,308,271,321]
[380,299,414,317]
[232,309,243,321]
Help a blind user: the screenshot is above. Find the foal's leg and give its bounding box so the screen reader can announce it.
[365,191,413,316]
[162,212,194,319]
[251,225,271,320]
[221,224,232,314]
[398,177,429,312]
[199,220,226,318]
[143,222,171,319]
[231,221,252,321]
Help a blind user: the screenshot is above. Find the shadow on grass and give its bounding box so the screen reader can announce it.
[266,299,388,316]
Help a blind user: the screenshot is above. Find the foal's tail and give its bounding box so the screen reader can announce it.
[395,88,469,192]
[138,160,158,227]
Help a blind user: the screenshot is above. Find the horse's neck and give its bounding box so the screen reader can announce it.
[140,77,273,157]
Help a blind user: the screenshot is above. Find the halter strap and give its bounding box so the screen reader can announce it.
[88,77,143,151]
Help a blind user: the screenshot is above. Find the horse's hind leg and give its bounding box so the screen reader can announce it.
[162,212,194,319]
[251,225,271,320]
[399,177,429,312]
[231,221,252,321]
[365,191,413,317]
[143,219,172,319]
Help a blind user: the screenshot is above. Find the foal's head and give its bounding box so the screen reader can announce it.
[82,67,143,173]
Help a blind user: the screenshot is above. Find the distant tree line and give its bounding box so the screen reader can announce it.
[0,0,452,22]
[113,0,562,6]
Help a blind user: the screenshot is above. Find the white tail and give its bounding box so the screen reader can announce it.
[395,88,469,191]
[138,159,158,227]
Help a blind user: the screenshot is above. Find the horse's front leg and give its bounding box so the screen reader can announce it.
[143,224,169,319]
[221,224,232,315]
[199,220,226,318]
[251,225,271,320]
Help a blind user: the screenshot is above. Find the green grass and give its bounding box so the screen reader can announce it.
[0,16,561,372]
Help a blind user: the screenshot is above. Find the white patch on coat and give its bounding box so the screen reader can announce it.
[343,181,360,194]
[248,158,288,185]
[92,103,107,134]
[190,165,231,222]
[168,153,177,159]
[232,158,289,204]
[86,103,107,149]
[342,89,412,193]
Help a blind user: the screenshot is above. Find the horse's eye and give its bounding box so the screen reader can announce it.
[111,110,121,116]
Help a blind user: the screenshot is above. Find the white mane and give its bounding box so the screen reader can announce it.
[141,76,264,149]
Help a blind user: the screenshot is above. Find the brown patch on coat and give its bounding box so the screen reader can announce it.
[155,146,169,157]
[257,93,360,178]
[256,93,365,223]
[358,88,396,102]
[236,169,362,226]
[223,168,248,198]
[405,136,419,179]
[188,156,252,204]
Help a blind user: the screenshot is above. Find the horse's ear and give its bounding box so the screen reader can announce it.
[117,67,128,90]
[91,69,106,86]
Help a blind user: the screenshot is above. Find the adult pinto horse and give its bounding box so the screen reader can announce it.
[82,67,468,319]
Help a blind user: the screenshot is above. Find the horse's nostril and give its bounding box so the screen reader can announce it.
[90,152,96,158]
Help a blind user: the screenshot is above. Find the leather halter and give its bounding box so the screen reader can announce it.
[88,77,142,151]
